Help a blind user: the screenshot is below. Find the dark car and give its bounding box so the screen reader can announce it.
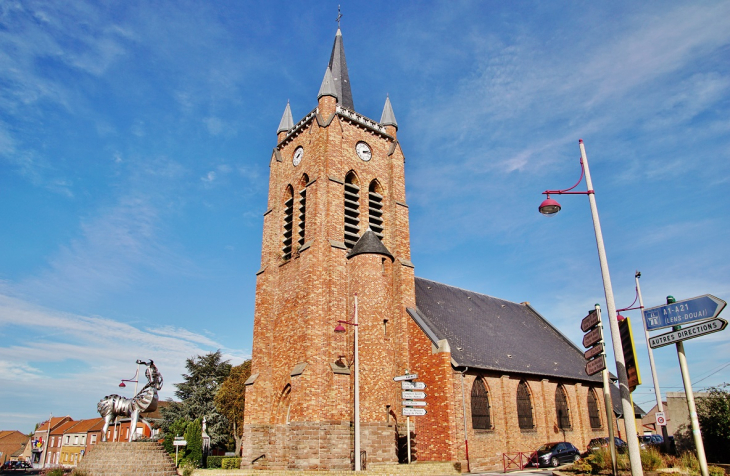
[587,436,628,453]
[531,441,582,467]
[639,434,663,448]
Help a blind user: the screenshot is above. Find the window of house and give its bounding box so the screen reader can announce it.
[297,175,308,250]
[344,172,360,249]
[74,435,79,444]
[91,434,97,444]
[587,389,602,429]
[64,435,69,444]
[516,380,535,429]
[471,378,492,430]
[282,185,294,260]
[368,180,384,240]
[556,385,571,430]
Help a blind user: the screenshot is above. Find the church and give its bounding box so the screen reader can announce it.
[241,26,609,472]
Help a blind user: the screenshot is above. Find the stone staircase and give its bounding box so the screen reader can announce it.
[195,461,462,476]
[76,441,177,476]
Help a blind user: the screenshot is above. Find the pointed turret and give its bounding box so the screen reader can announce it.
[318,68,338,100]
[347,228,394,262]
[328,28,354,111]
[276,101,294,142]
[380,95,398,137]
[318,67,337,117]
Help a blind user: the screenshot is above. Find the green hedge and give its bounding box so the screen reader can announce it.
[206,456,224,468]
[221,457,241,469]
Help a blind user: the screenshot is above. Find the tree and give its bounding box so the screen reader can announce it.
[163,418,188,454]
[696,386,730,463]
[184,418,203,466]
[161,350,232,448]
[215,360,252,456]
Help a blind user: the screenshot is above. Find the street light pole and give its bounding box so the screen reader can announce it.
[354,294,361,472]
[335,295,361,471]
[540,140,643,476]
[634,273,670,452]
[579,140,643,476]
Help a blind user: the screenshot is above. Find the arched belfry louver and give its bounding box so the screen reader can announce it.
[344,172,360,249]
[282,186,294,260]
[368,180,384,240]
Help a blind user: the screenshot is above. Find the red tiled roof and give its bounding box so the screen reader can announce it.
[64,418,104,434]
[50,420,78,436]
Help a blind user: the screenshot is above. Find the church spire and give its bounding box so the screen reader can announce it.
[328,27,354,111]
[380,95,398,129]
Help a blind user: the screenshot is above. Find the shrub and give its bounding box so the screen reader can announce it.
[585,449,608,472]
[181,460,196,476]
[680,451,700,473]
[568,460,593,473]
[640,448,663,471]
[43,469,65,476]
[708,466,725,476]
[206,455,224,468]
[221,457,241,469]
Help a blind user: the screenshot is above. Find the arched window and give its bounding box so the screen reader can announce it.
[587,388,602,429]
[282,186,294,260]
[297,175,308,249]
[344,172,360,249]
[516,381,534,429]
[368,180,384,240]
[556,385,571,429]
[471,378,492,429]
[279,384,292,424]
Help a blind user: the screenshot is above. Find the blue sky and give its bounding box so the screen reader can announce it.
[1,1,729,433]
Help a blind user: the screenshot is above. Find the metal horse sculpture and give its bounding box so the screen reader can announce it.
[98,359,163,442]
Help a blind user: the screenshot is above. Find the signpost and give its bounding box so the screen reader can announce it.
[581,310,599,332]
[395,371,424,465]
[584,343,603,360]
[582,327,602,348]
[393,373,417,382]
[402,391,426,400]
[173,437,187,467]
[402,400,427,407]
[648,318,727,349]
[643,294,726,331]
[585,355,606,376]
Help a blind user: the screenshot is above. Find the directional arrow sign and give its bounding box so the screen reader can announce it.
[402,400,427,407]
[402,391,426,400]
[581,310,600,332]
[585,355,606,376]
[583,327,602,348]
[648,318,727,349]
[402,381,426,390]
[393,373,418,382]
[644,294,726,331]
[403,408,427,416]
[584,343,604,361]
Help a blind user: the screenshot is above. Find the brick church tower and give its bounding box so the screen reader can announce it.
[242,27,417,470]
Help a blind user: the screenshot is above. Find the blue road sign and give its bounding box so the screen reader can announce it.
[643,294,726,331]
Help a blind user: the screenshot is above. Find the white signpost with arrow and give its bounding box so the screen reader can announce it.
[394,371,426,464]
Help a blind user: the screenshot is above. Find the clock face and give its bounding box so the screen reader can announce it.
[356,142,372,162]
[293,146,303,166]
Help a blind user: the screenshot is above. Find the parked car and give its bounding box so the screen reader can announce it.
[639,434,664,448]
[531,441,582,467]
[587,436,628,453]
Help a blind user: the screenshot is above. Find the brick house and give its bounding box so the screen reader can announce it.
[0,430,29,465]
[241,27,612,472]
[46,420,77,466]
[58,418,104,467]
[29,416,72,468]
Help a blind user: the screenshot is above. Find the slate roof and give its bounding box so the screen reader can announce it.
[347,229,394,261]
[610,382,646,418]
[328,28,354,111]
[277,101,294,133]
[380,96,398,128]
[409,277,602,384]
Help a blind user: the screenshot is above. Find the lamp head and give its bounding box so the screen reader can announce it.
[334,323,347,333]
[539,196,561,215]
[617,313,626,322]
[118,381,126,388]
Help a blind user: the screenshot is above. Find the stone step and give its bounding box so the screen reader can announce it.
[195,461,462,476]
[76,441,177,476]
